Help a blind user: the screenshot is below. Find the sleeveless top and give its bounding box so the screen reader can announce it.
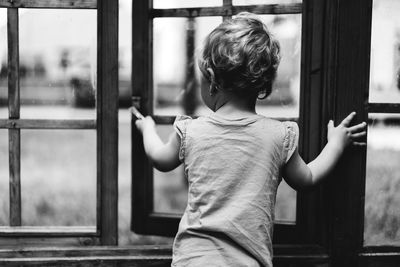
[171,113,299,267]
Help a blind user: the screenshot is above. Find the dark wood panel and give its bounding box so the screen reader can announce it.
[153,116,176,125]
[8,129,21,227]
[0,119,96,129]
[0,245,172,258]
[131,0,154,235]
[7,7,21,227]
[0,226,97,237]
[151,3,302,18]
[0,256,171,267]
[328,0,373,266]
[0,0,96,9]
[297,0,330,248]
[0,256,332,267]
[97,0,119,245]
[0,237,100,247]
[363,246,400,254]
[0,246,331,267]
[223,0,232,21]
[0,245,330,266]
[368,103,400,114]
[359,253,400,267]
[7,8,19,119]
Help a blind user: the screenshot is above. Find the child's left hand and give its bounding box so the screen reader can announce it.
[327,112,367,149]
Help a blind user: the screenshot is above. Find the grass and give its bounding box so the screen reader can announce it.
[364,147,400,245]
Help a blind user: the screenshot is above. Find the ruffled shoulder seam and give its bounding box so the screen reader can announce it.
[282,121,299,163]
[173,115,192,162]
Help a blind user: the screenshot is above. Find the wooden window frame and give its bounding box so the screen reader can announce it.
[0,0,396,266]
[0,0,118,246]
[131,0,331,263]
[315,0,400,266]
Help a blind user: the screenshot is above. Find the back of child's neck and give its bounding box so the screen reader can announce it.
[214,98,257,120]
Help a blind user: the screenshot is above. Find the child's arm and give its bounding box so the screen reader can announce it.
[282,112,367,190]
[135,116,181,172]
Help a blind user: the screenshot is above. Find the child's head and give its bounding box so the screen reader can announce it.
[198,12,281,102]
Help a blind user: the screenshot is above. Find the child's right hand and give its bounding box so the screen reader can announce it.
[135,116,155,134]
[327,112,367,150]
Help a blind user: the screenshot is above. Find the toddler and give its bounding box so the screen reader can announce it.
[135,12,366,267]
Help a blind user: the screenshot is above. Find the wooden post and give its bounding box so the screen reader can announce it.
[326,0,372,266]
[131,0,153,234]
[97,0,119,245]
[7,7,21,227]
[182,17,198,116]
[223,0,232,21]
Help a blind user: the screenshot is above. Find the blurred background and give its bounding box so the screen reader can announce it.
[0,0,399,246]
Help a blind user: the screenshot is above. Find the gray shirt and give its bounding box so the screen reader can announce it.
[172,113,298,267]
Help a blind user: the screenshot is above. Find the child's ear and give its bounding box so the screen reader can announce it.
[207,68,218,95]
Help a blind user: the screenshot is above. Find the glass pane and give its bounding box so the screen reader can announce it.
[233,0,301,5]
[19,9,97,119]
[153,125,187,214]
[153,17,223,117]
[153,0,222,9]
[0,9,7,116]
[256,14,301,119]
[364,113,400,245]
[369,0,400,103]
[153,15,301,119]
[276,180,296,222]
[119,0,132,108]
[0,130,9,226]
[21,130,96,226]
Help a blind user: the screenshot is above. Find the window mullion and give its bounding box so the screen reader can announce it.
[367,103,400,114]
[151,4,302,18]
[97,0,119,245]
[0,0,97,9]
[7,7,21,227]
[223,0,232,21]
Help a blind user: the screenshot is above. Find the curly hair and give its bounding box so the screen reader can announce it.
[198,12,281,99]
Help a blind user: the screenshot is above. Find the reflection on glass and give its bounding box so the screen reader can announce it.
[233,0,301,5]
[256,14,301,119]
[153,17,222,117]
[0,130,9,226]
[0,9,7,118]
[369,0,400,103]
[364,113,400,245]
[153,125,187,213]
[18,9,97,119]
[21,130,96,226]
[153,0,222,9]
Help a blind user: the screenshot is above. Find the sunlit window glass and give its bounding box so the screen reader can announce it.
[369,0,400,103]
[19,9,97,119]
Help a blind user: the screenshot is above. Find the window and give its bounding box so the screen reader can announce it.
[2,0,398,266]
[131,0,322,249]
[131,0,400,264]
[0,0,118,245]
